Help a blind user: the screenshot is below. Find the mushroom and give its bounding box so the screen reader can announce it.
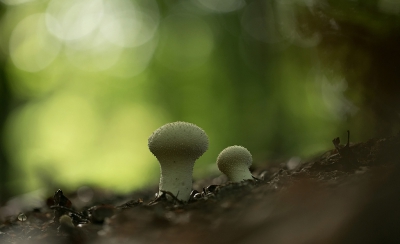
[58,215,75,232]
[216,145,253,182]
[148,121,209,201]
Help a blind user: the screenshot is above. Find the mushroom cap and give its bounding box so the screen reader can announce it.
[148,121,209,160]
[217,145,252,174]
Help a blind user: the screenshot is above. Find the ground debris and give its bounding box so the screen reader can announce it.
[115,199,143,209]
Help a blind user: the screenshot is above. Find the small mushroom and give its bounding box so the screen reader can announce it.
[148,121,209,201]
[58,215,74,232]
[217,145,253,182]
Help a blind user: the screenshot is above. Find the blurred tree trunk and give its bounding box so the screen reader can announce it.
[303,2,400,136]
[0,58,10,204]
[0,3,10,204]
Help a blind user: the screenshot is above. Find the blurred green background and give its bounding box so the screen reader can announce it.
[0,0,399,202]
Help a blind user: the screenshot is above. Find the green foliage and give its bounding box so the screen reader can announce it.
[1,0,399,195]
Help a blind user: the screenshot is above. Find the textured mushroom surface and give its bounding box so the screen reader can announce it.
[217,145,253,182]
[148,121,209,160]
[148,121,209,201]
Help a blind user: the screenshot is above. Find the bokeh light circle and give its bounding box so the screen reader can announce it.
[9,13,61,72]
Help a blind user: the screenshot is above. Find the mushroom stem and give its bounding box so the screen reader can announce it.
[227,167,253,182]
[159,158,194,201]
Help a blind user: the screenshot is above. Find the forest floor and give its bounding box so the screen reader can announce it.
[1,132,400,244]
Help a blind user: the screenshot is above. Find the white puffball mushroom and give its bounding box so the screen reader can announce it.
[148,121,209,202]
[217,145,253,182]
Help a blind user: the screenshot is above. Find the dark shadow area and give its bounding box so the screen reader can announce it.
[0,2,10,203]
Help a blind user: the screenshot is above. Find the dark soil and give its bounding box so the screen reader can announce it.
[1,132,400,244]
